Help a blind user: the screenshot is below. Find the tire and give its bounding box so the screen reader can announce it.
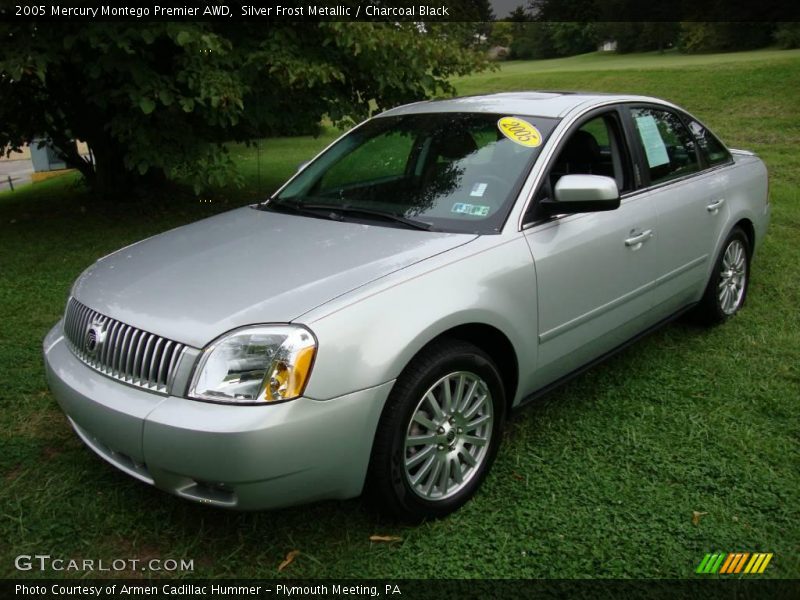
[693,227,751,325]
[366,339,506,522]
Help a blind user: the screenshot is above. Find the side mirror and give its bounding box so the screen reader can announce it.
[539,174,620,216]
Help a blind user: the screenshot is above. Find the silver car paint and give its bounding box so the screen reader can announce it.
[44,93,770,509]
[71,207,476,348]
[523,192,659,388]
[44,323,393,509]
[299,234,540,401]
[296,96,769,408]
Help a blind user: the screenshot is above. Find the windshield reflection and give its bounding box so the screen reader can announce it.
[269,112,558,234]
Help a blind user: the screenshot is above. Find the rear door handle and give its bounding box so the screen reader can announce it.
[707,198,725,212]
[624,229,653,248]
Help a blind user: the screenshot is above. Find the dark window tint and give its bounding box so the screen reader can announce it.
[631,108,700,185]
[688,120,731,166]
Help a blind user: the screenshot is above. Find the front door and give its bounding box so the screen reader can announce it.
[523,109,658,388]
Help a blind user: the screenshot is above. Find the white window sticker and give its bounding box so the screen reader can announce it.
[470,182,488,197]
[452,203,490,216]
[635,114,670,168]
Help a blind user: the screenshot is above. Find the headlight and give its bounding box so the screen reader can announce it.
[188,325,316,404]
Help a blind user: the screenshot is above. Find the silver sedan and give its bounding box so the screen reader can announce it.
[44,92,770,520]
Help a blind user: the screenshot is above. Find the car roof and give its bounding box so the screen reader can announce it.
[377,91,672,119]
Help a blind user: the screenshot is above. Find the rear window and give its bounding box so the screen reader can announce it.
[631,107,700,185]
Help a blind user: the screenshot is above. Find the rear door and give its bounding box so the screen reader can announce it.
[523,107,658,388]
[624,105,731,317]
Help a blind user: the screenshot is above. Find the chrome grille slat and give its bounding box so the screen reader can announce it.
[127,329,142,382]
[157,340,172,387]
[118,325,133,377]
[64,302,76,341]
[111,322,126,376]
[103,319,119,370]
[140,334,155,386]
[132,331,147,385]
[77,304,91,349]
[148,338,164,385]
[62,298,183,394]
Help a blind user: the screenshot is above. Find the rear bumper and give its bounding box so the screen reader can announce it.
[43,322,392,510]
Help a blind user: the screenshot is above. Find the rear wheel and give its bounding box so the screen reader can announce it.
[367,340,505,521]
[694,227,751,325]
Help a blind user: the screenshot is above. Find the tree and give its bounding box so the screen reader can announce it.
[508,5,531,22]
[774,22,800,49]
[678,22,775,54]
[0,23,488,197]
[511,22,597,59]
[489,21,515,48]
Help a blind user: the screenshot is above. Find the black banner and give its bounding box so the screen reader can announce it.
[4,579,800,600]
[1,0,799,22]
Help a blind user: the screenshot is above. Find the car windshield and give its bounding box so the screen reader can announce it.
[264,112,559,234]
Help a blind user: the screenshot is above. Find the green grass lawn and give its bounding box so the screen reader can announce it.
[1,49,798,579]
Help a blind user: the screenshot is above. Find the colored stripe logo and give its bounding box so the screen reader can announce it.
[696,552,773,574]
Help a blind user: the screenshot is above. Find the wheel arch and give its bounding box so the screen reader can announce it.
[399,322,520,412]
[707,216,756,283]
[734,217,755,252]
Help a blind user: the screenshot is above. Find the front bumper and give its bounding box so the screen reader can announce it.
[43,322,392,510]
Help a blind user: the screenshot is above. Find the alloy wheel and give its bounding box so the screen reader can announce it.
[403,371,494,501]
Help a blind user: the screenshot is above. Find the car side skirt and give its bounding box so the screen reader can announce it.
[514,303,696,411]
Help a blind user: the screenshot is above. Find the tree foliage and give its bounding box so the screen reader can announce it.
[0,23,489,196]
[510,0,782,56]
[678,22,775,54]
[510,22,598,60]
[774,23,800,49]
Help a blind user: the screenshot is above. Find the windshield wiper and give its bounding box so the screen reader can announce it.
[260,198,344,221]
[302,203,433,231]
[261,199,432,231]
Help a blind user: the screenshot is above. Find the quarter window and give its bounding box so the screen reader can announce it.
[631,108,700,185]
[687,120,732,167]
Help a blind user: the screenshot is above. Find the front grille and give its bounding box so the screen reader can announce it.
[63,297,185,394]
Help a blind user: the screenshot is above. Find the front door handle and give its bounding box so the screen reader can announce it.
[707,198,726,213]
[624,229,653,248]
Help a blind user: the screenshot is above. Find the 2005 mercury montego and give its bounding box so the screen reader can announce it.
[44,92,769,520]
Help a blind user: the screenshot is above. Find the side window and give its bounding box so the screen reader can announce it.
[547,112,632,193]
[631,108,700,185]
[319,130,414,191]
[687,119,732,167]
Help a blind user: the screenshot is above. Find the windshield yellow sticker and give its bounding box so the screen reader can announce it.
[498,117,542,147]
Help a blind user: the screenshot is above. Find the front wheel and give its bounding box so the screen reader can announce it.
[694,227,751,325]
[366,340,505,521]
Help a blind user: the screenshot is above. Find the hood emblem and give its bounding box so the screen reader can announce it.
[84,320,106,358]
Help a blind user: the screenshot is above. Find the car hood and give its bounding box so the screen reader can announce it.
[72,207,476,348]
